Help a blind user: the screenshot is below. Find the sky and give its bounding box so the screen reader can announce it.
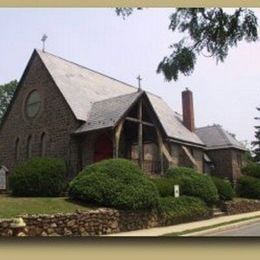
[0,8,259,147]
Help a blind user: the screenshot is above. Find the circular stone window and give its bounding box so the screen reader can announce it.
[25,90,42,118]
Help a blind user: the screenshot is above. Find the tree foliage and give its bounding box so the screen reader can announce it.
[0,80,17,123]
[116,8,258,81]
[252,107,260,163]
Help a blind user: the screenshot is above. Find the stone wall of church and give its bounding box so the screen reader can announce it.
[192,148,204,172]
[230,149,245,184]
[0,53,81,179]
[206,148,245,183]
[170,143,204,173]
[207,149,234,182]
[80,131,99,168]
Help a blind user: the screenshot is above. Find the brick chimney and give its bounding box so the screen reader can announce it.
[182,88,195,132]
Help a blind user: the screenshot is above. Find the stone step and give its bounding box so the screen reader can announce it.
[212,207,226,218]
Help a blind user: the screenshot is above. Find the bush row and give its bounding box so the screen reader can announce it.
[10,157,237,211]
[9,157,66,196]
[151,170,235,203]
[166,167,219,205]
[237,176,260,199]
[68,159,159,210]
[158,196,211,224]
[242,162,260,179]
[211,176,235,201]
[150,177,179,197]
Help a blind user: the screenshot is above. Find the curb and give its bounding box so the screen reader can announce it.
[181,217,260,236]
[105,211,260,236]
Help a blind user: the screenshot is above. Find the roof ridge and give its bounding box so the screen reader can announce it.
[92,90,143,105]
[215,125,236,146]
[35,49,162,99]
[196,125,220,130]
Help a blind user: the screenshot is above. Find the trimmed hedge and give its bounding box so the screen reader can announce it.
[150,177,179,197]
[237,176,260,199]
[158,196,211,224]
[242,162,260,179]
[166,167,219,205]
[166,166,195,178]
[68,159,159,210]
[10,157,66,196]
[211,176,235,201]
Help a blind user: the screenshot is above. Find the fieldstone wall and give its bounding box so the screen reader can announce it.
[221,199,260,215]
[0,219,14,237]
[0,207,211,237]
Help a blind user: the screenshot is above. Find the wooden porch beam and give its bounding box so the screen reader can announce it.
[156,128,164,175]
[181,145,199,170]
[138,101,143,169]
[125,117,154,127]
[113,120,124,158]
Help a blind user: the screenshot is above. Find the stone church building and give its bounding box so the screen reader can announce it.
[0,49,246,184]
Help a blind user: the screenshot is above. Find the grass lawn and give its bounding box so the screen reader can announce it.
[0,194,93,218]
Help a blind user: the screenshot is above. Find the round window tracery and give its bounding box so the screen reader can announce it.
[25,90,42,118]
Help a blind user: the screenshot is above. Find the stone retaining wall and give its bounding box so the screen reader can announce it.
[0,207,210,237]
[221,199,260,215]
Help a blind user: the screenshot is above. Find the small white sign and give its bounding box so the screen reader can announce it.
[0,166,8,190]
[174,185,180,198]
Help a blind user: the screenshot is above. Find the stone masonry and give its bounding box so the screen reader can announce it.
[0,207,211,237]
[0,53,81,179]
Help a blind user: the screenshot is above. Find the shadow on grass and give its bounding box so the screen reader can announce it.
[63,198,98,210]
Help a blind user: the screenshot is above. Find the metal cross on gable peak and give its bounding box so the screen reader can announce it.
[41,34,48,52]
[137,75,142,92]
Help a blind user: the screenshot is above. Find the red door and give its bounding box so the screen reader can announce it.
[94,134,113,162]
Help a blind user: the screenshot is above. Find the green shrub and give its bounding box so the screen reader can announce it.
[10,157,66,196]
[158,196,210,224]
[242,162,260,179]
[237,176,260,199]
[68,159,159,210]
[166,166,195,178]
[211,176,235,201]
[166,167,219,205]
[150,177,179,197]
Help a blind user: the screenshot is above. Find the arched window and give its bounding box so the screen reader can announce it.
[40,133,47,156]
[15,138,20,160]
[27,135,32,159]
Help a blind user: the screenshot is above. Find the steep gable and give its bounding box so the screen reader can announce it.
[37,49,204,146]
[75,91,143,133]
[0,50,77,132]
[0,50,81,172]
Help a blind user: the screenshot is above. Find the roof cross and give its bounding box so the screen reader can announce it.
[41,34,48,52]
[137,75,142,92]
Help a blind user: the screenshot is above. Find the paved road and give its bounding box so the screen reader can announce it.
[203,220,260,237]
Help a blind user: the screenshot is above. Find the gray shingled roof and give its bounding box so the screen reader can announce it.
[36,49,204,146]
[195,125,247,151]
[75,91,142,133]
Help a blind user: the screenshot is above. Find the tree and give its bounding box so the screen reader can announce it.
[252,107,260,163]
[116,8,258,81]
[0,80,18,123]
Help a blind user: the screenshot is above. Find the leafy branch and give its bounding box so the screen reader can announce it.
[117,8,258,81]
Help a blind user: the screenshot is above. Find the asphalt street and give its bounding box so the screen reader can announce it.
[203,220,260,237]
